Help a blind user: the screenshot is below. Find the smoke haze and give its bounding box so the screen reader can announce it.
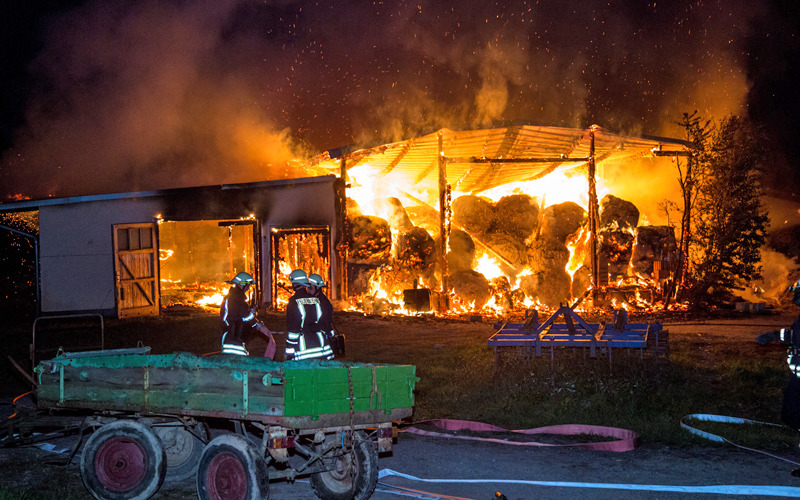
[0,0,782,199]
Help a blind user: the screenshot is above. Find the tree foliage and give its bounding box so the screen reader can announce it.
[679,114,770,305]
[672,112,712,294]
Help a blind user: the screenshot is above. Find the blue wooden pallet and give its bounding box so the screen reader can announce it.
[488,305,662,359]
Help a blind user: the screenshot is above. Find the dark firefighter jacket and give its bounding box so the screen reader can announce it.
[285,286,333,361]
[220,285,257,355]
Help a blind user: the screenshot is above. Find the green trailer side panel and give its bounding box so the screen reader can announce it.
[35,349,417,423]
[283,363,417,417]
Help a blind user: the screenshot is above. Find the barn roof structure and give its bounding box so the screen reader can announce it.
[312,124,691,194]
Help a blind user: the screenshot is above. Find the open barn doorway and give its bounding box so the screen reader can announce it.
[158,219,258,310]
[270,226,330,309]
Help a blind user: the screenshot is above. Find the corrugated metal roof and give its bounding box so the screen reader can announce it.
[314,125,690,195]
[0,175,337,211]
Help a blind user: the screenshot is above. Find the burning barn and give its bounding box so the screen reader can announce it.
[0,176,341,318]
[315,124,691,314]
[0,124,691,319]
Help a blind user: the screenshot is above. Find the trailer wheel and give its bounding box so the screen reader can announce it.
[310,431,378,500]
[197,434,269,500]
[155,421,208,484]
[80,420,167,500]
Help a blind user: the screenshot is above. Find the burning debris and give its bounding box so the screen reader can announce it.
[159,220,256,310]
[630,226,678,277]
[345,186,677,316]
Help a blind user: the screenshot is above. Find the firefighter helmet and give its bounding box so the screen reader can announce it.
[227,272,254,286]
[289,269,309,285]
[308,273,327,287]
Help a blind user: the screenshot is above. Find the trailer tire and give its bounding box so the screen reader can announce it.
[310,431,378,500]
[154,421,208,484]
[197,434,269,500]
[80,420,167,500]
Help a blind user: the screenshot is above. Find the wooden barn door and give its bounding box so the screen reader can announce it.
[113,223,159,318]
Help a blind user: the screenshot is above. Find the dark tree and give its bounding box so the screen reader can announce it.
[672,112,712,297]
[683,116,770,305]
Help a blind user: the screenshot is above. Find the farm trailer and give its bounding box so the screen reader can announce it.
[4,347,418,500]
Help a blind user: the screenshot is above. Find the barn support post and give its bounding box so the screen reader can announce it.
[588,125,600,303]
[335,156,349,301]
[438,131,450,311]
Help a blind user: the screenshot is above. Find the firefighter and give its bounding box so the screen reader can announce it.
[756,280,800,475]
[285,269,334,361]
[220,272,274,357]
[307,273,333,331]
[308,273,344,356]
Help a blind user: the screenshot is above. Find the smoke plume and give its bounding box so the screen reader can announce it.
[1,0,772,199]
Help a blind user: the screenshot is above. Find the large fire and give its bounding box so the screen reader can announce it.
[343,162,680,316]
[151,168,681,317]
[152,127,690,317]
[158,218,256,312]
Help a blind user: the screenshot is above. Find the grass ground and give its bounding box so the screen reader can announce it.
[2,306,797,453]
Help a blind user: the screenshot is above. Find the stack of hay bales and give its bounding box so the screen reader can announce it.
[347,190,673,309]
[524,201,586,306]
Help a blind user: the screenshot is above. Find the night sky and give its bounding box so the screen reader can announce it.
[1,0,798,200]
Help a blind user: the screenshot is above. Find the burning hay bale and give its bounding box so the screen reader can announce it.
[449,269,491,309]
[489,276,526,311]
[491,194,540,240]
[458,194,538,273]
[631,225,678,276]
[598,230,635,277]
[527,236,570,273]
[538,201,587,242]
[348,215,392,264]
[448,229,475,272]
[599,194,639,229]
[387,197,415,233]
[452,195,493,236]
[521,236,572,306]
[396,226,436,271]
[571,265,592,298]
[483,231,527,272]
[519,269,571,307]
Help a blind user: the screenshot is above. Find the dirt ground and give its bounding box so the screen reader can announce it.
[3,309,800,499]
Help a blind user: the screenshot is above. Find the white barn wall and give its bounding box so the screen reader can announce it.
[39,197,162,314]
[8,175,339,316]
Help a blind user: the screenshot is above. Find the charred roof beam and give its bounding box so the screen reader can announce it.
[445,156,591,163]
[651,145,693,157]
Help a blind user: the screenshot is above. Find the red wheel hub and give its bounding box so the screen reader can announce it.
[94,437,147,492]
[206,452,247,500]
